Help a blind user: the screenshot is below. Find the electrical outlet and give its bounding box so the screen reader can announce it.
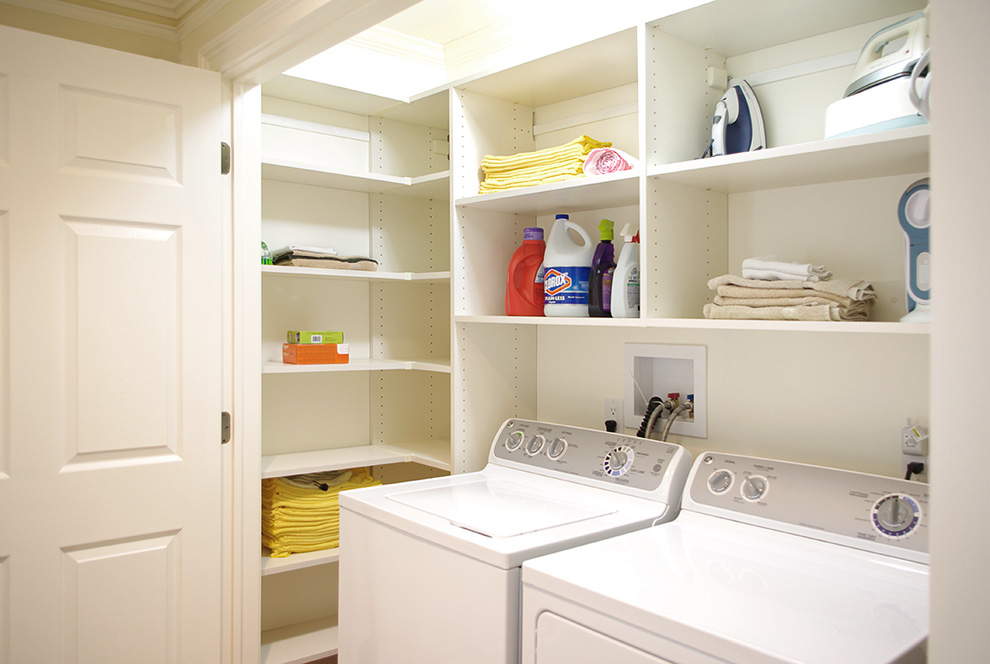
[900,421,929,482]
[605,397,624,432]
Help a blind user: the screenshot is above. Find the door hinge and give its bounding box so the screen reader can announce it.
[220,142,231,175]
[221,411,231,444]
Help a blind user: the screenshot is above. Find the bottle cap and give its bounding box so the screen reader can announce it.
[523,227,544,241]
[598,218,614,241]
[555,213,569,220]
[619,223,640,243]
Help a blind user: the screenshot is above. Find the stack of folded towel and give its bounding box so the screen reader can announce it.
[479,135,611,194]
[262,467,380,557]
[703,257,875,322]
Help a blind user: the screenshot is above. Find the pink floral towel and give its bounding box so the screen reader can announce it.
[583,147,638,175]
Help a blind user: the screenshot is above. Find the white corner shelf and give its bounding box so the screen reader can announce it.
[454,169,640,214]
[260,615,338,664]
[262,264,450,282]
[262,158,449,199]
[262,547,340,576]
[649,125,929,193]
[262,358,451,374]
[261,440,452,479]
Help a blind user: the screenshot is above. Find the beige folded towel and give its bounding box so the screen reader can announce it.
[704,303,845,321]
[707,274,876,302]
[704,274,876,321]
[712,296,872,321]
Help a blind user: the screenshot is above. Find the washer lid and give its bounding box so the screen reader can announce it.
[388,478,616,538]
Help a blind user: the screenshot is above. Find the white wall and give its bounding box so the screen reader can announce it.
[929,0,990,660]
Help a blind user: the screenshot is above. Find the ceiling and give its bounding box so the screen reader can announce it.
[375,0,528,45]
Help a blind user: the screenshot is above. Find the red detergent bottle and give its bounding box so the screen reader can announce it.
[505,227,546,316]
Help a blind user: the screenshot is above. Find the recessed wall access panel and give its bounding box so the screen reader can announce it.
[624,343,706,438]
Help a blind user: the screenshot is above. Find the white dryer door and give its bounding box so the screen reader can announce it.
[389,478,616,537]
[537,613,676,664]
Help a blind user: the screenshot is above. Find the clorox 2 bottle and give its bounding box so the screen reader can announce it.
[543,214,593,316]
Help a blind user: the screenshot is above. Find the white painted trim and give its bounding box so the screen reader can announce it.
[261,113,370,141]
[1,0,179,40]
[730,49,860,88]
[349,25,445,68]
[0,0,227,41]
[175,0,231,41]
[533,101,639,137]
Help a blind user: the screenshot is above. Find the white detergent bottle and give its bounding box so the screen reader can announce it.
[543,214,593,316]
[611,223,640,318]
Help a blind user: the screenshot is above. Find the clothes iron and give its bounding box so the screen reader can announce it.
[898,178,930,323]
[710,80,766,156]
[825,10,930,139]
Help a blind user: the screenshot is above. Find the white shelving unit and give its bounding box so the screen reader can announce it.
[252,85,452,662]
[450,0,930,472]
[243,0,932,660]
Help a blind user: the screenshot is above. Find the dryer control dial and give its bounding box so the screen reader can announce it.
[741,475,768,502]
[707,469,734,494]
[604,445,635,477]
[504,430,524,452]
[524,434,547,457]
[546,437,568,460]
[872,493,922,539]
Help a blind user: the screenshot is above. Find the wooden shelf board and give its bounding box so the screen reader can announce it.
[263,357,451,374]
[455,169,640,214]
[649,126,929,193]
[262,265,450,282]
[260,615,338,664]
[454,315,929,335]
[262,440,451,479]
[262,547,339,576]
[262,159,449,199]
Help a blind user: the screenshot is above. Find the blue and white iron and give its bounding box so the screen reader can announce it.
[711,80,766,156]
[898,178,930,322]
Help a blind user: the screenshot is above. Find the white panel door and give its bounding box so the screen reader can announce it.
[0,26,222,664]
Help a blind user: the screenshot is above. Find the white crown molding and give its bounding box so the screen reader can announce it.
[0,0,229,42]
[2,0,178,39]
[348,25,444,69]
[175,0,230,40]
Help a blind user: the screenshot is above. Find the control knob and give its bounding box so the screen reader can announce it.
[872,493,922,539]
[604,445,635,477]
[741,475,768,502]
[707,469,734,494]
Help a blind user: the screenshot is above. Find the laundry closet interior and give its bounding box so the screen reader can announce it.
[239,0,930,661]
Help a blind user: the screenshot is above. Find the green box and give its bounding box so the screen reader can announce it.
[286,330,344,344]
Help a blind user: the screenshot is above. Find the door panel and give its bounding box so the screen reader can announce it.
[0,25,221,664]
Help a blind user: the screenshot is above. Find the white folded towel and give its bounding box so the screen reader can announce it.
[741,256,831,282]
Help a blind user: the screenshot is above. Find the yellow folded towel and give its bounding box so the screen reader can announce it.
[262,467,380,557]
[479,135,612,194]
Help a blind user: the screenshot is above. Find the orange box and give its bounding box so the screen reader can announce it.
[282,342,349,365]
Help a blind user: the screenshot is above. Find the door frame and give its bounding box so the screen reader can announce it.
[198,1,420,662]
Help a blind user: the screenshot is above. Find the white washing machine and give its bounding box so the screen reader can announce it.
[337,418,693,664]
[521,452,930,664]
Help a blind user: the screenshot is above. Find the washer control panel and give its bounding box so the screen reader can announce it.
[688,452,929,559]
[491,419,688,493]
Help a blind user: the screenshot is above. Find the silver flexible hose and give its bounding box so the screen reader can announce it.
[659,402,694,442]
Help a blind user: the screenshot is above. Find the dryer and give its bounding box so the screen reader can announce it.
[521,452,929,664]
[337,418,692,664]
